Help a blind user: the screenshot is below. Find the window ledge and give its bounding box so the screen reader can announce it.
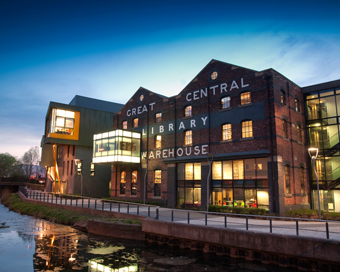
[220,107,232,112]
[239,103,252,108]
[220,139,232,143]
[283,137,290,141]
[183,116,192,120]
[240,137,254,141]
[285,194,293,198]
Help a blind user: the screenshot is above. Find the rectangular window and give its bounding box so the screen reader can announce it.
[281,91,286,105]
[244,159,256,179]
[256,158,268,179]
[57,146,62,159]
[222,124,232,141]
[155,113,162,123]
[240,92,251,105]
[223,161,233,179]
[154,170,161,197]
[185,106,192,117]
[122,121,127,129]
[300,168,305,194]
[185,130,192,145]
[62,161,65,175]
[295,99,301,112]
[51,109,76,135]
[131,171,137,196]
[242,120,253,138]
[155,135,162,149]
[185,163,201,180]
[212,161,222,180]
[120,171,126,195]
[233,160,244,180]
[90,163,94,176]
[285,165,290,194]
[133,118,138,128]
[283,119,288,138]
[221,97,231,109]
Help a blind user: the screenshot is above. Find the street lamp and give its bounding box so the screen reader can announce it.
[206,153,214,212]
[308,147,321,220]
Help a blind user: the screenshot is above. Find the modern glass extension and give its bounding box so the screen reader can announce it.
[93,129,141,163]
[306,86,340,212]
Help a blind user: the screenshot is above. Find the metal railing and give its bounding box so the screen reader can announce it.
[21,187,340,241]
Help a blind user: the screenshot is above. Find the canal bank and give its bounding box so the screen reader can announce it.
[15,191,340,271]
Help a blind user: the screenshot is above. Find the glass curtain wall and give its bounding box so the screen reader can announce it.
[306,87,340,212]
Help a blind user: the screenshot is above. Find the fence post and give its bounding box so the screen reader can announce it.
[224,215,227,228]
[187,212,190,224]
[60,195,62,205]
[65,196,67,205]
[205,213,207,226]
[326,222,329,239]
[70,196,72,206]
[51,194,53,203]
[110,202,112,212]
[171,210,174,222]
[127,204,130,214]
[270,218,272,233]
[137,205,139,215]
[156,208,159,220]
[47,194,49,203]
[88,199,90,208]
[246,216,249,230]
[76,198,78,207]
[148,206,150,217]
[118,203,121,213]
[95,200,97,210]
[296,220,299,236]
[102,201,104,210]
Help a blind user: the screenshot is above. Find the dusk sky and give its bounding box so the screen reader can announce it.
[0,0,339,160]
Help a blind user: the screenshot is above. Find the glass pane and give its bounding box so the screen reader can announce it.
[245,180,255,187]
[323,125,339,149]
[212,188,223,205]
[307,99,320,120]
[56,109,66,117]
[194,163,201,180]
[319,89,334,97]
[177,188,185,208]
[212,161,222,180]
[244,159,256,179]
[245,189,257,208]
[233,188,244,207]
[257,180,268,188]
[185,188,193,209]
[257,189,269,210]
[233,160,244,179]
[223,161,233,179]
[194,188,201,209]
[65,118,74,128]
[223,188,233,207]
[256,158,268,179]
[56,117,65,127]
[309,126,323,149]
[185,163,193,180]
[320,96,336,118]
[233,180,244,187]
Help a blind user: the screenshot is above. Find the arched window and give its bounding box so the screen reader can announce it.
[184,105,192,117]
[133,118,138,128]
[284,165,290,194]
[241,120,253,138]
[295,98,301,112]
[185,130,192,145]
[221,97,231,109]
[222,124,232,141]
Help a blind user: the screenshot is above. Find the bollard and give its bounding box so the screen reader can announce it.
[205,213,207,226]
[60,195,62,205]
[270,218,272,233]
[65,197,67,205]
[224,215,227,228]
[110,202,112,212]
[171,210,174,222]
[326,222,329,239]
[296,220,299,236]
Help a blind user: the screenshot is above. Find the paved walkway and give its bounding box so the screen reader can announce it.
[26,190,340,242]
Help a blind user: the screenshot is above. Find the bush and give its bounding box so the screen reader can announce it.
[287,209,340,220]
[209,205,267,215]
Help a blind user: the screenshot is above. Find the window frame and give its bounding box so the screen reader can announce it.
[185,130,193,145]
[154,170,161,197]
[120,171,126,195]
[133,118,138,128]
[241,120,253,138]
[155,134,162,149]
[221,96,231,109]
[155,113,162,123]
[285,165,290,194]
[184,105,192,117]
[281,90,286,105]
[131,170,137,196]
[240,92,251,105]
[295,98,301,112]
[122,121,127,129]
[222,123,232,141]
[282,119,288,138]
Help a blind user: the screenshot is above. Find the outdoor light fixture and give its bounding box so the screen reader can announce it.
[308,147,321,220]
[206,153,214,212]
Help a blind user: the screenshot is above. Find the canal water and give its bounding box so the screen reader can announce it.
[0,202,296,272]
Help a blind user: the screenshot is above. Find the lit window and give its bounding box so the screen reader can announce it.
[185,130,192,145]
[120,171,126,195]
[281,91,286,105]
[240,92,251,105]
[295,99,301,112]
[283,119,288,138]
[155,135,162,149]
[133,118,138,128]
[297,124,302,142]
[285,165,290,194]
[52,109,75,135]
[155,113,162,123]
[90,163,94,176]
[221,97,231,109]
[300,167,305,194]
[154,170,161,197]
[211,71,218,80]
[185,106,192,117]
[185,163,201,180]
[242,120,253,138]
[222,124,232,141]
[131,171,137,196]
[122,121,127,129]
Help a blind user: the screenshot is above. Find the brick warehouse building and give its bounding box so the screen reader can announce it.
[93,60,310,215]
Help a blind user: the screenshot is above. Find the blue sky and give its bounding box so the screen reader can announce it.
[0,0,339,159]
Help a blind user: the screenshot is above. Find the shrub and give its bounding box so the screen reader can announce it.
[209,205,267,215]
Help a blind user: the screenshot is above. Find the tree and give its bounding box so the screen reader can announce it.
[0,153,17,178]
[21,147,39,178]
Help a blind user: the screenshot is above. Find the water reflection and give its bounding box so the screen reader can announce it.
[0,202,296,272]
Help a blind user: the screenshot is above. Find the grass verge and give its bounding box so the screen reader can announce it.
[1,192,141,226]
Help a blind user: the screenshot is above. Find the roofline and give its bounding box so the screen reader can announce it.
[301,79,340,93]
